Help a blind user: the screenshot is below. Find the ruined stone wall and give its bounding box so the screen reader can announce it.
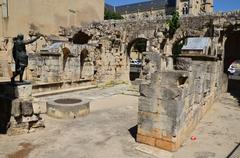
[1,11,240,90]
[137,53,227,151]
[26,44,95,91]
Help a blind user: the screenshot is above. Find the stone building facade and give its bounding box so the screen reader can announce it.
[106,0,213,20]
[177,0,213,16]
[0,0,104,82]
[0,0,104,37]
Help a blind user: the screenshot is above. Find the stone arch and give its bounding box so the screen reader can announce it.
[126,38,148,56]
[126,37,148,81]
[62,47,71,71]
[207,47,212,56]
[169,28,207,56]
[224,30,240,72]
[72,31,92,44]
[221,25,240,95]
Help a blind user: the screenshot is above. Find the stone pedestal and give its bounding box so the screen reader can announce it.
[0,82,45,135]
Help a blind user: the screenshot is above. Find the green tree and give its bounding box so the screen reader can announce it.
[104,9,123,20]
[166,11,180,38]
[172,40,184,56]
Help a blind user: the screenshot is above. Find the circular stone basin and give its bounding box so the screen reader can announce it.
[47,98,90,119]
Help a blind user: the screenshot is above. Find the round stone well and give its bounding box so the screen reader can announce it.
[47,98,90,119]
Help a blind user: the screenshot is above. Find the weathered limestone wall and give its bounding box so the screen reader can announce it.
[26,44,95,93]
[0,53,10,81]
[137,52,228,151]
[0,11,239,93]
[0,0,104,37]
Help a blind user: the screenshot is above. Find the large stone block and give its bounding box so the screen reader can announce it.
[194,79,204,94]
[15,84,32,99]
[11,99,21,117]
[32,99,47,114]
[175,57,192,71]
[137,134,156,146]
[159,99,184,120]
[158,86,184,101]
[139,83,155,97]
[138,111,175,136]
[139,96,158,113]
[160,71,189,86]
[21,100,33,116]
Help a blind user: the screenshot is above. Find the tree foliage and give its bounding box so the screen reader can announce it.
[172,40,184,56]
[104,9,123,20]
[166,11,180,38]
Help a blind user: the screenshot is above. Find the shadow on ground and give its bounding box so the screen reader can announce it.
[128,125,138,141]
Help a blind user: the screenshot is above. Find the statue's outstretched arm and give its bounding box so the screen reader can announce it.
[24,34,42,45]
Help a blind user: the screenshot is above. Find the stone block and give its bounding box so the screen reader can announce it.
[159,86,184,101]
[194,79,204,94]
[31,120,45,128]
[159,99,184,120]
[138,111,174,135]
[175,57,192,71]
[161,71,189,87]
[32,99,47,114]
[139,97,158,113]
[15,84,32,98]
[21,100,33,116]
[139,84,155,97]
[22,115,38,123]
[155,138,177,151]
[137,134,156,146]
[11,99,21,117]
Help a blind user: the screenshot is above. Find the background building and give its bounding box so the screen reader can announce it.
[0,0,104,81]
[177,0,214,16]
[106,0,214,20]
[0,0,104,38]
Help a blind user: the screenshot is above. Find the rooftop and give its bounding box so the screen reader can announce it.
[106,0,176,14]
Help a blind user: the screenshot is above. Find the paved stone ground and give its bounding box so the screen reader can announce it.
[174,93,240,158]
[0,85,239,158]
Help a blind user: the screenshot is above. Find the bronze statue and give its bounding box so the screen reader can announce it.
[11,33,42,83]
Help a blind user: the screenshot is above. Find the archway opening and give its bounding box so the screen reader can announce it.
[62,47,71,71]
[80,49,89,79]
[127,38,147,82]
[224,30,240,96]
[72,31,92,44]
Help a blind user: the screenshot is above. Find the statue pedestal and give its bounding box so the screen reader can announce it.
[0,81,45,135]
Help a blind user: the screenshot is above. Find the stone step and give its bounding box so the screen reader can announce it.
[135,144,173,158]
[32,85,97,97]
[122,90,140,96]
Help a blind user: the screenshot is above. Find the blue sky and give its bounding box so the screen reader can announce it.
[105,0,240,12]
